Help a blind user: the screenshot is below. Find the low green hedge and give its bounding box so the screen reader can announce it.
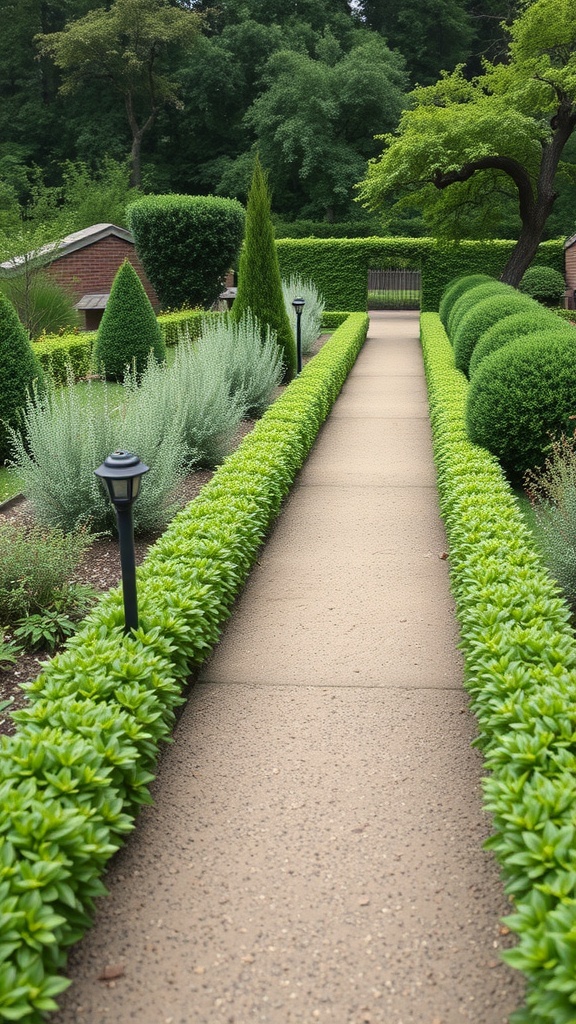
[33,333,96,384]
[30,311,219,385]
[321,311,350,329]
[0,313,369,1023]
[421,311,576,1024]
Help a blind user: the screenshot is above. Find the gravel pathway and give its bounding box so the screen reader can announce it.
[49,311,525,1024]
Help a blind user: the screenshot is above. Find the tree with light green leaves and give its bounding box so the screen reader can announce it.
[357,0,576,285]
[36,0,201,186]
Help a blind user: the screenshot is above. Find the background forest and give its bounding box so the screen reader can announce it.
[1,0,576,243]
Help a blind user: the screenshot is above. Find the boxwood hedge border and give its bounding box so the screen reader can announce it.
[0,313,369,1023]
[421,312,576,1024]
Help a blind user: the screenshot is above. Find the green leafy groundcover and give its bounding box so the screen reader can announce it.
[0,313,368,1023]
[421,312,576,1024]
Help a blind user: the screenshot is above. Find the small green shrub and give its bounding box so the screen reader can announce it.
[230,156,296,383]
[127,194,245,309]
[466,331,576,475]
[519,265,566,306]
[524,433,576,608]
[453,290,537,376]
[438,273,494,329]
[0,521,93,622]
[447,280,510,341]
[0,271,81,339]
[468,308,563,377]
[282,275,325,356]
[13,584,97,651]
[0,291,44,464]
[94,260,166,381]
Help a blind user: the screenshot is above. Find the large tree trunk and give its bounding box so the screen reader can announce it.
[499,207,553,287]
[125,93,157,188]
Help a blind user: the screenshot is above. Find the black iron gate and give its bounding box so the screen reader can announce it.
[368,269,421,309]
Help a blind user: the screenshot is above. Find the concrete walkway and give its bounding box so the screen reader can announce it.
[52,312,525,1024]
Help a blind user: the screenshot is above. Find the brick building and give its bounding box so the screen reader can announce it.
[0,223,159,330]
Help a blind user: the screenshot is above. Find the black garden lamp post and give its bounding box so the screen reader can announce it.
[292,296,305,373]
[94,450,149,634]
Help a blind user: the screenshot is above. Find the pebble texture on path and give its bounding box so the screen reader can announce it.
[50,312,525,1024]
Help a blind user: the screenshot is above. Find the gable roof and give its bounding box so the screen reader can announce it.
[0,223,134,273]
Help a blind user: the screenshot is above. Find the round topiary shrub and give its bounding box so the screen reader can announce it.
[452,291,537,376]
[127,194,245,309]
[94,260,166,380]
[438,273,494,330]
[0,291,44,464]
[466,331,576,476]
[447,280,510,341]
[519,265,566,307]
[468,307,567,377]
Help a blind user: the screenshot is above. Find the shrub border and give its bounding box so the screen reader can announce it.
[421,312,576,1024]
[0,313,369,1023]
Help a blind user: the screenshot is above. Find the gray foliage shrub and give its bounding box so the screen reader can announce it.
[438,273,494,330]
[469,308,569,377]
[198,312,283,418]
[466,331,576,475]
[524,434,576,607]
[166,337,246,468]
[447,280,510,341]
[8,371,186,535]
[453,290,537,376]
[281,275,325,356]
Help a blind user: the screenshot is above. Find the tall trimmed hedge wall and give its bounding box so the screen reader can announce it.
[276,237,564,313]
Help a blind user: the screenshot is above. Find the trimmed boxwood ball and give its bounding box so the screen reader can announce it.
[127,194,245,310]
[466,331,576,475]
[452,291,537,376]
[468,307,567,377]
[438,273,493,330]
[94,260,166,380]
[0,291,44,463]
[447,280,510,341]
[519,265,566,306]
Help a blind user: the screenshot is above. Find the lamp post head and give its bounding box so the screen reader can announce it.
[292,297,305,317]
[94,450,149,508]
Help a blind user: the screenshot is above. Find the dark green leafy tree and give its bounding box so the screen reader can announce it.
[358,0,576,285]
[94,260,166,380]
[231,156,296,383]
[353,0,474,85]
[228,36,407,221]
[127,194,245,309]
[36,0,202,185]
[0,291,43,463]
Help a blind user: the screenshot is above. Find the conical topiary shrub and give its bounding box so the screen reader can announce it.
[94,260,166,380]
[230,155,296,383]
[0,291,43,464]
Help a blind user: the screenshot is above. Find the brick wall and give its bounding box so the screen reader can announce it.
[46,237,160,311]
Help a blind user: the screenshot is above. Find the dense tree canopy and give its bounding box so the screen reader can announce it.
[358,0,576,282]
[1,0,576,242]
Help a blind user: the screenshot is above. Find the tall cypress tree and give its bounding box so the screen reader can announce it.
[231,155,296,383]
[0,292,43,464]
